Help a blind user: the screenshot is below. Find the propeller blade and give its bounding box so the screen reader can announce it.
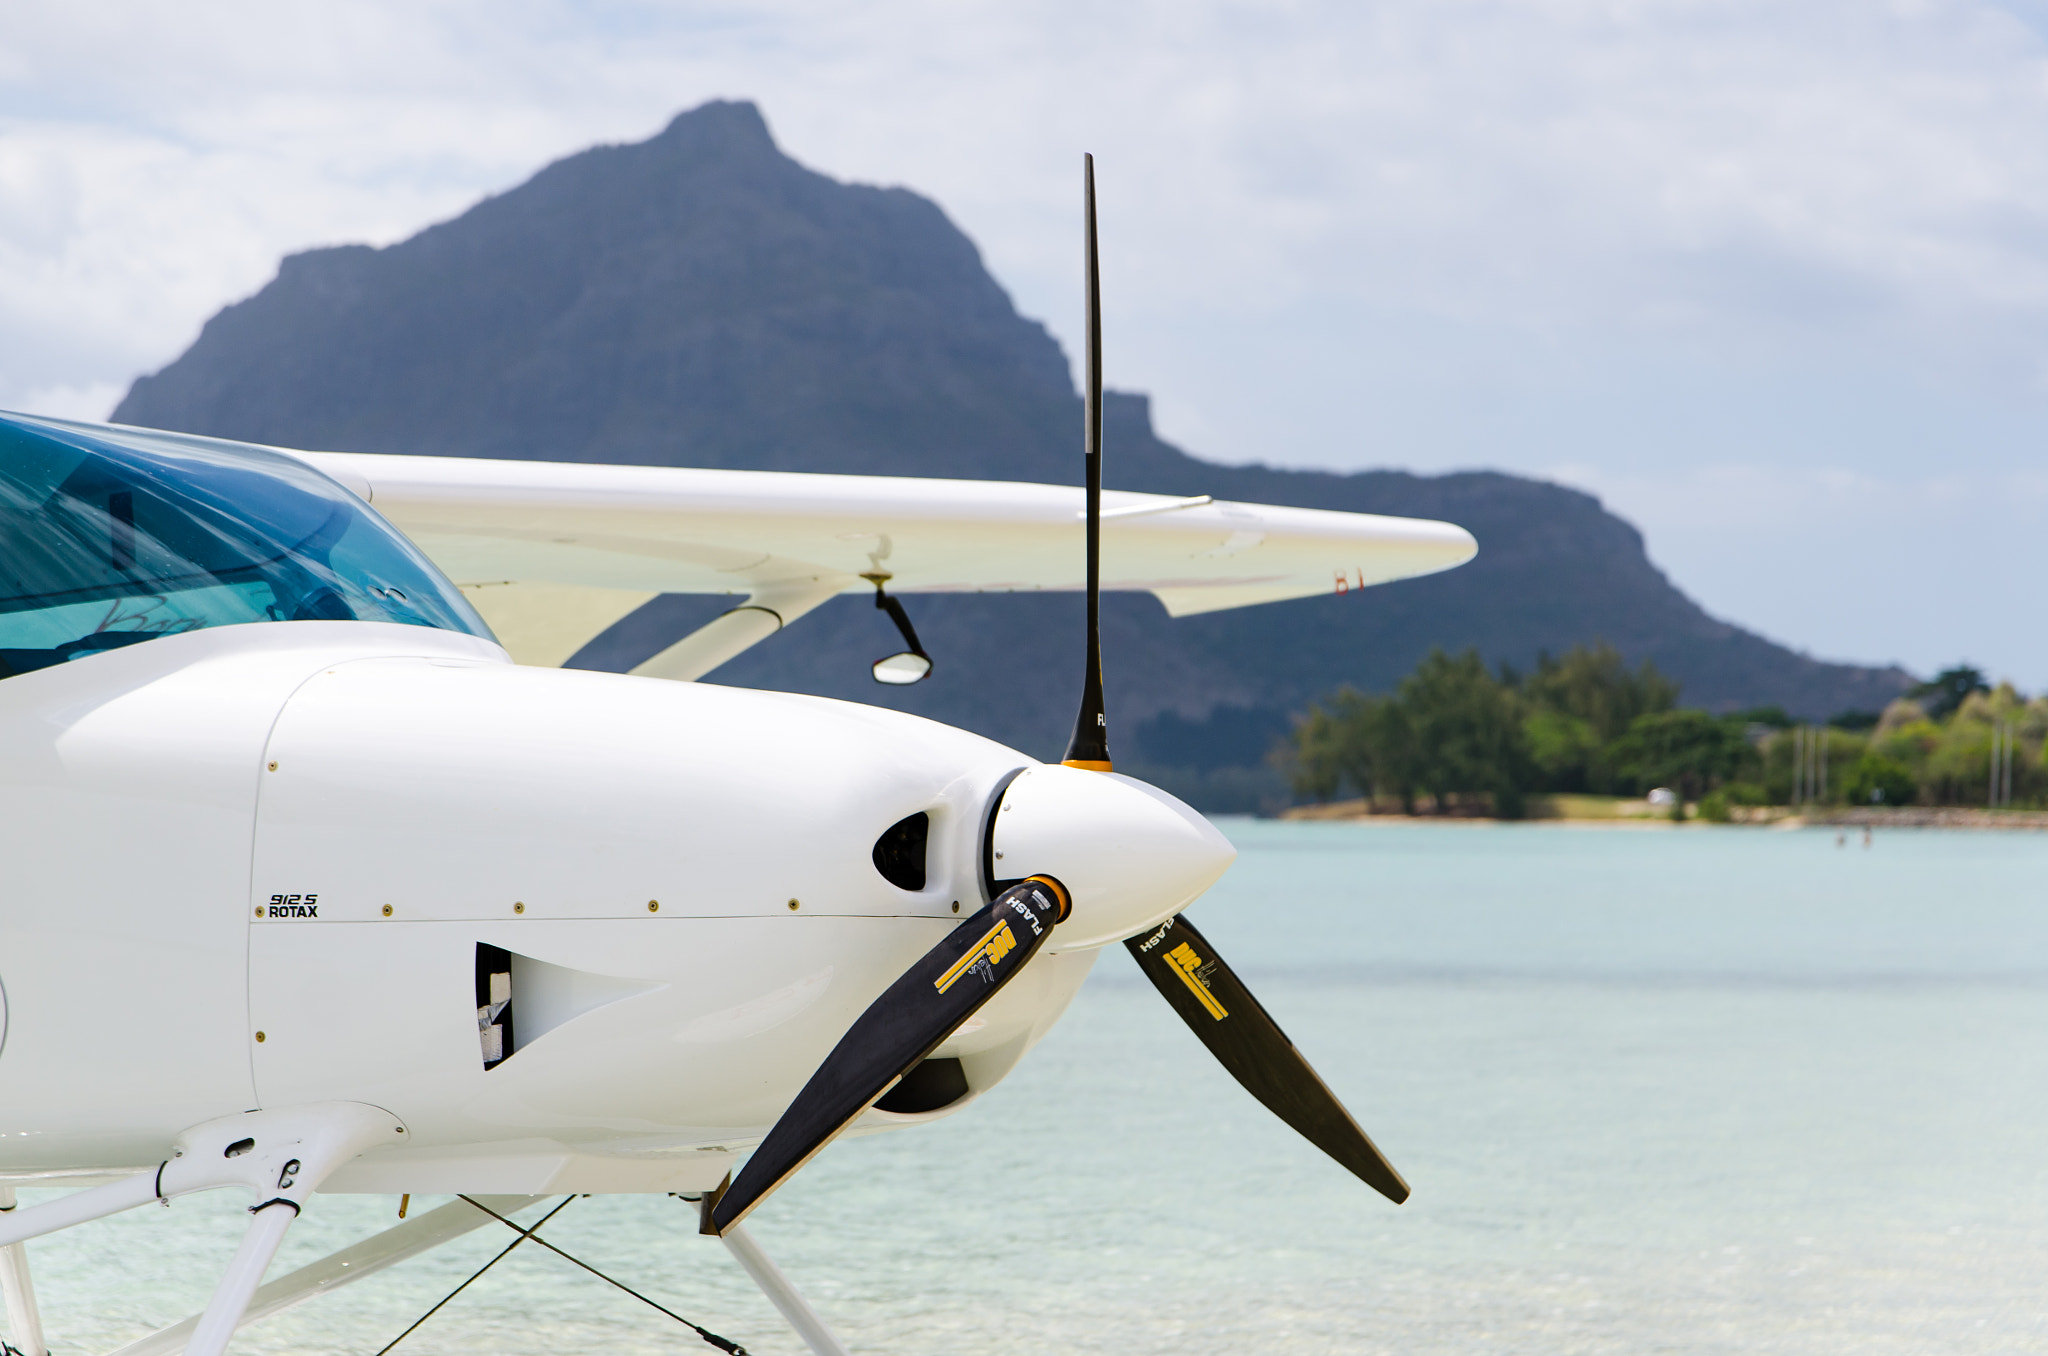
[711,876,1071,1234]
[1063,152,1111,772]
[1125,914,1410,1204]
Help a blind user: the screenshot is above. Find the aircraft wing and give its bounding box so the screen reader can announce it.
[297,450,1477,665]
[30,417,1475,670]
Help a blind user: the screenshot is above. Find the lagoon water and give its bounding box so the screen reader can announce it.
[20,821,2048,1354]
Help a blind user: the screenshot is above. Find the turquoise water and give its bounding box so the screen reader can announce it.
[19,821,2048,1354]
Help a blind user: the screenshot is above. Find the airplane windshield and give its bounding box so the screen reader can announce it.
[0,414,493,678]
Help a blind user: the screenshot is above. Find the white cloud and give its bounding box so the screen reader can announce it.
[11,381,127,422]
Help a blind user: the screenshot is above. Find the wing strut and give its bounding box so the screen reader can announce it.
[631,578,848,682]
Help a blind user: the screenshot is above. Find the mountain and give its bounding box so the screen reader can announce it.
[117,100,1077,482]
[112,100,1912,803]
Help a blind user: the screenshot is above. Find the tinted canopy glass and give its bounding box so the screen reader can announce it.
[0,415,493,677]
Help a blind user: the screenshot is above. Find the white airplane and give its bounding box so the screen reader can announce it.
[0,158,1475,1356]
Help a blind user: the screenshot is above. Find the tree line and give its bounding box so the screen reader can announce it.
[1288,646,2044,818]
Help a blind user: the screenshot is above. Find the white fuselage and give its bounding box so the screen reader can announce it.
[0,622,1196,1196]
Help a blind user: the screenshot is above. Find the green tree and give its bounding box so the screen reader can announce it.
[1855,686,2047,807]
[1289,650,1531,815]
[1398,649,1532,817]
[1607,710,1753,800]
[1289,688,1421,811]
[1871,711,1940,771]
[1523,709,1602,790]
[1922,700,1996,804]
[1290,688,1372,802]
[1763,725,1868,805]
[1516,643,1679,792]
[1842,754,1915,806]
[1521,642,1679,742]
[1909,665,1988,721]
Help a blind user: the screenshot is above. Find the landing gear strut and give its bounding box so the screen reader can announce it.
[687,1185,852,1356]
[0,1102,403,1356]
[0,1187,46,1356]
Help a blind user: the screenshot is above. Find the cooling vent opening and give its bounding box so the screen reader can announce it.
[872,811,929,892]
[875,1056,969,1114]
[475,943,663,1070]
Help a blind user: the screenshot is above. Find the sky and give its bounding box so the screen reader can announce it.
[5,0,2048,686]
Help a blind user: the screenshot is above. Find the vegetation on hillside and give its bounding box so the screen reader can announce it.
[1289,648,2045,818]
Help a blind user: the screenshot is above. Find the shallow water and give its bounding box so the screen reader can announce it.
[18,821,2048,1354]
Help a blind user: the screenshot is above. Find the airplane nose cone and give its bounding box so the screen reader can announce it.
[989,765,1237,951]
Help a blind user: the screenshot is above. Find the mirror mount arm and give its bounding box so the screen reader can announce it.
[874,590,928,662]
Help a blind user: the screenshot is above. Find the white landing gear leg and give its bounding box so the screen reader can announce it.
[719,1224,853,1356]
[109,1194,544,1356]
[689,1190,851,1356]
[186,1201,298,1356]
[173,1103,405,1356]
[0,1187,46,1356]
[0,1102,404,1356]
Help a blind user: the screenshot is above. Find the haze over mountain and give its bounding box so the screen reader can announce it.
[112,100,1911,800]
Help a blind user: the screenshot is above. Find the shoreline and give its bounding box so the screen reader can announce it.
[1278,797,2048,831]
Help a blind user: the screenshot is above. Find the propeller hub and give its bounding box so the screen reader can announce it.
[989,764,1235,951]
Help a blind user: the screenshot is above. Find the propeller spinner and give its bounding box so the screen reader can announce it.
[709,155,1407,1236]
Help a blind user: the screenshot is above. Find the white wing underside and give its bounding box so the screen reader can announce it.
[302,452,1476,669]
[57,421,1477,674]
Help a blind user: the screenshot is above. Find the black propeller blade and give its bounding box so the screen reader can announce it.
[1062,152,1111,773]
[1125,913,1410,1204]
[710,876,1071,1234]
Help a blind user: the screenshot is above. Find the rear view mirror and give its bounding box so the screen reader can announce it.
[872,652,932,685]
[867,583,933,685]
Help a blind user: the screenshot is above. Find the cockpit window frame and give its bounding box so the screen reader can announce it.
[0,414,496,678]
